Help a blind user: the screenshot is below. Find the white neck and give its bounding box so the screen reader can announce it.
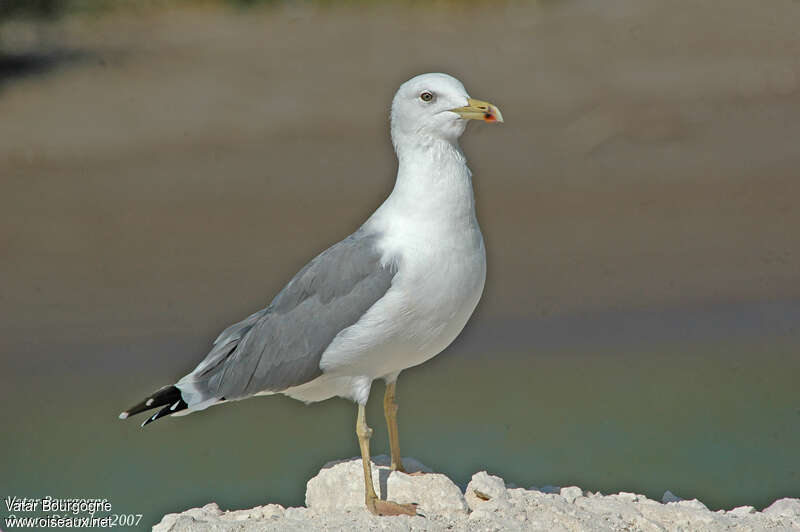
[372,134,478,233]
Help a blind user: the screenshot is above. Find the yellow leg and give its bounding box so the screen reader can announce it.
[383,381,406,472]
[356,404,417,516]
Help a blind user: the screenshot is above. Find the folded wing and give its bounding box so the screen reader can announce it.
[175,230,397,411]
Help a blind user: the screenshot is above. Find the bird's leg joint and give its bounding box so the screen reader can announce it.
[357,423,373,440]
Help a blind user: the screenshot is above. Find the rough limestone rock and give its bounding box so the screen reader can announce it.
[154,503,286,532]
[763,497,800,518]
[306,455,468,517]
[560,486,584,504]
[153,457,800,532]
[465,471,508,510]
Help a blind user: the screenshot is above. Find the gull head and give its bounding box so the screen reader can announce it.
[390,73,503,148]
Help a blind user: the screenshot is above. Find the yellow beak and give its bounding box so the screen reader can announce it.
[450,98,504,123]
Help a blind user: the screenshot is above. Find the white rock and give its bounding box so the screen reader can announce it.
[151,457,800,531]
[225,509,256,521]
[152,513,180,532]
[539,485,561,494]
[467,496,515,528]
[676,498,709,512]
[662,490,683,503]
[468,506,494,521]
[728,505,756,516]
[465,471,507,510]
[283,507,310,520]
[201,502,222,515]
[183,506,211,519]
[560,486,583,504]
[763,497,800,517]
[305,455,467,516]
[256,504,285,520]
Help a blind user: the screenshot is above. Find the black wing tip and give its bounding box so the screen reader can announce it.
[119,385,186,425]
[140,398,189,427]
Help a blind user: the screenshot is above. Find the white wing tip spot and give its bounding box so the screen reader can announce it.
[118,412,129,420]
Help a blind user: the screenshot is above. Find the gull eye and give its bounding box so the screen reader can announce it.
[420,91,434,102]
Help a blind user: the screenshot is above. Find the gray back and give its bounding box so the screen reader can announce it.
[177,230,396,405]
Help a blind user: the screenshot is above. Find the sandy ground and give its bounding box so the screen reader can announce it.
[1,0,799,350]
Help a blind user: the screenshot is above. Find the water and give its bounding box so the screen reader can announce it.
[3,310,799,529]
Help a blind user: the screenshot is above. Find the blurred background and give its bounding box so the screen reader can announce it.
[1,0,799,529]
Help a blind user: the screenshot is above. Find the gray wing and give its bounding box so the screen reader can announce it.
[176,230,396,408]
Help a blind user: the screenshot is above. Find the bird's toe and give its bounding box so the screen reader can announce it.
[368,499,418,516]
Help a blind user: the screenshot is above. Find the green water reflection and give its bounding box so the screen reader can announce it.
[3,338,798,530]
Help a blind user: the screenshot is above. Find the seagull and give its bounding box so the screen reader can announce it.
[119,72,503,516]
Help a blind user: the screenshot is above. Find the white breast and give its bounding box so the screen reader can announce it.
[386,223,487,368]
[315,223,485,379]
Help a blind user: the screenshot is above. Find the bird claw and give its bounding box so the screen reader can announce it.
[368,499,418,516]
[395,470,427,477]
[391,461,427,476]
[393,465,427,477]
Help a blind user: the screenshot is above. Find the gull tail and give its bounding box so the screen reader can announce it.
[119,385,189,427]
